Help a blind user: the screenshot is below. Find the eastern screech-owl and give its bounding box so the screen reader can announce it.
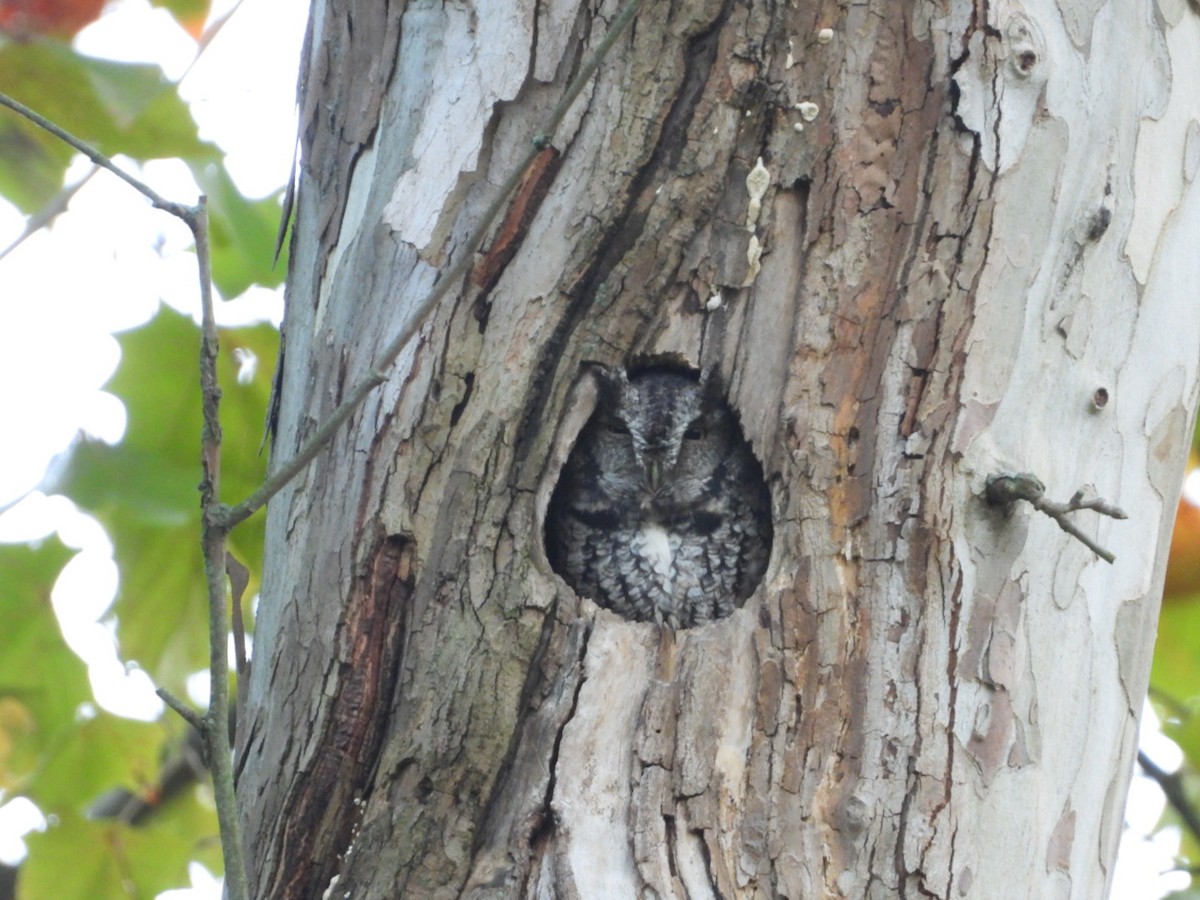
[546,366,772,629]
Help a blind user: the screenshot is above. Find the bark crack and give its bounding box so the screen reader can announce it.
[271,532,412,900]
[515,0,733,469]
[541,620,591,825]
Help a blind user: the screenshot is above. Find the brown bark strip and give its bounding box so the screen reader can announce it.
[471,147,563,293]
[272,534,413,900]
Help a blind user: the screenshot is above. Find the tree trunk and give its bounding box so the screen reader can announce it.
[236,1,1200,897]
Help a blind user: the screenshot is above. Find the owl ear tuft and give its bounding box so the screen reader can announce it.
[587,363,629,408]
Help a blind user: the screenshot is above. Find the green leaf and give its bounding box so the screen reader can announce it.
[196,164,288,298]
[0,41,287,295]
[0,99,69,212]
[1153,597,1200,707]
[0,542,219,900]
[110,519,210,689]
[1151,596,1200,779]
[56,306,276,686]
[30,714,168,811]
[1175,823,1200,891]
[0,539,84,792]
[0,41,216,212]
[19,813,122,900]
[20,799,218,900]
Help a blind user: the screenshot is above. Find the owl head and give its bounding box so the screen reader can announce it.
[592,365,733,496]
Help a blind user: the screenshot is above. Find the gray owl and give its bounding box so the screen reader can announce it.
[546,366,772,629]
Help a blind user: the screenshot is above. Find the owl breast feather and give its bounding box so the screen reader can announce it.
[632,522,674,590]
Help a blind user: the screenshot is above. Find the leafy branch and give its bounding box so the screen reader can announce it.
[0,90,250,900]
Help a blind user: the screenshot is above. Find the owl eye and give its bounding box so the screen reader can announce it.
[607,420,630,435]
[684,425,705,440]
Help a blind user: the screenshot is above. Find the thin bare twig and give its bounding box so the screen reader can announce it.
[1138,750,1200,846]
[0,167,96,262]
[189,199,249,900]
[985,473,1127,564]
[218,0,648,530]
[155,686,203,731]
[0,92,191,218]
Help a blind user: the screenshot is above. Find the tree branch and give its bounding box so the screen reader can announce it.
[0,167,96,261]
[189,199,250,900]
[156,686,202,731]
[984,472,1127,563]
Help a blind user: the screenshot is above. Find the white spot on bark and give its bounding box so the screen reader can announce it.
[745,156,770,231]
[744,234,763,286]
[796,101,819,121]
[950,12,1047,175]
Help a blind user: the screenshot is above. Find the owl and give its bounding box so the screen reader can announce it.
[546,366,772,629]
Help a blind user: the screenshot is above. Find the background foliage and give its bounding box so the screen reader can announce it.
[0,0,284,895]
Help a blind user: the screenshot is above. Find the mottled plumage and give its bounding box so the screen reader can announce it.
[547,367,772,629]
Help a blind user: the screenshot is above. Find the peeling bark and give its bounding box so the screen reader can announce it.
[238,1,1200,898]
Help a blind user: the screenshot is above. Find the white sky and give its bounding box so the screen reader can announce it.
[0,0,1188,896]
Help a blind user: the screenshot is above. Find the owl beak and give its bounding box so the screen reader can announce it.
[643,449,671,491]
[646,457,662,491]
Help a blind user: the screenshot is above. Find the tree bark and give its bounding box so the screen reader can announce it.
[236,1,1200,898]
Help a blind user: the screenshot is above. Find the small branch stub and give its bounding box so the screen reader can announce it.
[157,686,203,731]
[985,472,1127,564]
